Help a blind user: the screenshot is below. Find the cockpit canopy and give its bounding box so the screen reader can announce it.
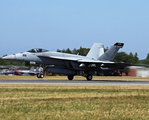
[27,48,49,53]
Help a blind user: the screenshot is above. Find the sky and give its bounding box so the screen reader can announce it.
[0,0,149,60]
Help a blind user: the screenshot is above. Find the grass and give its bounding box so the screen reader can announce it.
[0,85,149,119]
[1,75,149,81]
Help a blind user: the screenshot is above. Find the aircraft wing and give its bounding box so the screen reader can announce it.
[77,59,114,63]
[38,55,114,63]
[38,55,131,71]
[77,59,130,66]
[38,55,78,61]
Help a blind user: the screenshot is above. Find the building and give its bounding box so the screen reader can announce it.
[122,66,149,77]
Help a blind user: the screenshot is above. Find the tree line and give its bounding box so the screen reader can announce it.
[0,58,24,66]
[57,47,140,65]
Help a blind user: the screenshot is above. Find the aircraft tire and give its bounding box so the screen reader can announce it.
[68,75,74,80]
[37,74,40,78]
[40,74,44,78]
[86,74,92,81]
[37,74,44,78]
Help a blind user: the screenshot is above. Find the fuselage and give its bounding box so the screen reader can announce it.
[2,48,92,66]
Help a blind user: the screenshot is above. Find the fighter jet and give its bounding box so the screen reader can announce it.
[2,66,40,76]
[2,42,130,80]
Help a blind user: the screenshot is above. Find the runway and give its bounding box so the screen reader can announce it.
[0,79,149,86]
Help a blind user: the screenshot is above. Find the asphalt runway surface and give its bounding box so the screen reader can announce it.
[0,79,149,86]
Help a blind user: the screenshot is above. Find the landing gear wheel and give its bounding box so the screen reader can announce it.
[37,74,40,78]
[68,75,74,80]
[37,74,44,78]
[86,74,92,81]
[40,74,44,78]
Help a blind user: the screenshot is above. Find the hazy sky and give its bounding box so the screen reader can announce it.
[0,0,149,59]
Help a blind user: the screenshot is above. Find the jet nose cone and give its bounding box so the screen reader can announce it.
[2,54,16,60]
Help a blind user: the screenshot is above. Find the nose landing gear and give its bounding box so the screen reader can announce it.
[37,66,44,78]
[37,74,44,78]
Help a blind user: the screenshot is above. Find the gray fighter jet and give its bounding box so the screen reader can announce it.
[2,42,130,80]
[2,66,40,76]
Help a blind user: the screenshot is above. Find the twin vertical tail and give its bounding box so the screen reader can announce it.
[98,43,124,61]
[86,43,104,60]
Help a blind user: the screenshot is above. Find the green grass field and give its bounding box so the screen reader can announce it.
[0,84,149,120]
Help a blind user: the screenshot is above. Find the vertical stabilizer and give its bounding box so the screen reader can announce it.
[29,66,35,72]
[98,43,124,61]
[86,43,104,60]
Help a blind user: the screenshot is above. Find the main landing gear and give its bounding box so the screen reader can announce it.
[86,74,92,81]
[67,74,92,81]
[68,75,74,80]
